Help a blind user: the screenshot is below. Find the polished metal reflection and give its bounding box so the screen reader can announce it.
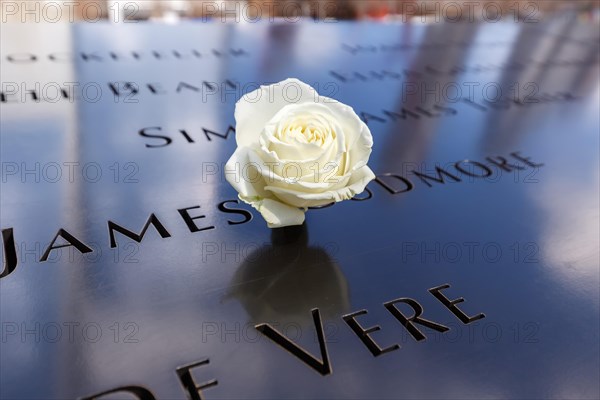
[225,224,349,326]
[0,17,599,400]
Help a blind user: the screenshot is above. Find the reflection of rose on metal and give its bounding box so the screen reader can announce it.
[224,224,350,327]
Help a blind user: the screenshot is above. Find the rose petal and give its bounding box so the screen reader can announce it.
[246,149,351,193]
[227,147,306,228]
[224,146,270,199]
[261,103,344,161]
[265,165,376,208]
[235,78,318,147]
[257,139,346,183]
[241,197,305,228]
[318,99,373,174]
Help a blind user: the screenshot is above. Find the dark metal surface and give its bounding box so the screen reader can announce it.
[1,18,599,399]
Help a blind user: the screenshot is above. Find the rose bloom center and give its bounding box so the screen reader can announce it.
[275,114,336,147]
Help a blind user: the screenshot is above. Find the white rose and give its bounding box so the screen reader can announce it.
[225,78,375,228]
